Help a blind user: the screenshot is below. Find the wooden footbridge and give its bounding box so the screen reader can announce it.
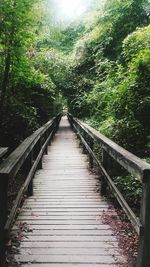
[0,114,150,267]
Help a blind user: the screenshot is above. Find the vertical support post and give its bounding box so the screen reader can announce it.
[37,139,42,170]
[51,120,57,142]
[82,131,87,154]
[27,151,33,196]
[45,131,49,155]
[0,174,8,267]
[76,125,82,149]
[69,119,73,129]
[51,128,55,141]
[49,134,52,146]
[27,177,33,197]
[89,138,94,168]
[137,171,150,267]
[68,114,73,129]
[54,119,58,135]
[57,115,61,131]
[48,126,53,146]
[45,144,48,155]
[101,148,108,196]
[53,116,59,137]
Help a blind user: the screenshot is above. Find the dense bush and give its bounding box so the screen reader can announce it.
[113,175,142,212]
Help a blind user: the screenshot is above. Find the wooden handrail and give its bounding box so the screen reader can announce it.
[0,113,62,267]
[68,113,150,267]
[0,119,58,178]
[70,116,150,179]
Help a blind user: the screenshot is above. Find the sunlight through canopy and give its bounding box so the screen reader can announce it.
[53,0,93,21]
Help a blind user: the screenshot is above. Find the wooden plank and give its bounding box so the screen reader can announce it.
[14,254,123,264]
[32,193,102,196]
[17,215,113,220]
[34,181,97,184]
[34,176,96,179]
[20,241,118,248]
[24,201,105,205]
[24,200,104,204]
[23,199,103,202]
[19,235,117,242]
[22,205,108,209]
[34,191,98,194]
[13,229,113,236]
[33,186,97,189]
[18,247,120,255]
[22,207,108,211]
[15,220,105,225]
[16,211,111,216]
[19,208,108,212]
[13,224,111,230]
[21,264,118,267]
[34,181,97,183]
[26,196,102,199]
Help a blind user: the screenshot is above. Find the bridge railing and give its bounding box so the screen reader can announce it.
[68,113,150,267]
[0,114,61,266]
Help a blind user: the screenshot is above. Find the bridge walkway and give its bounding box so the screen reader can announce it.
[10,116,126,267]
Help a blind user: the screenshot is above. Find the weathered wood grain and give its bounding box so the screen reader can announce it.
[13,226,111,232]
[19,241,118,248]
[18,247,120,255]
[15,254,124,264]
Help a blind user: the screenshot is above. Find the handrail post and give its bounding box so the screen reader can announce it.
[101,148,108,195]
[137,170,150,267]
[0,173,8,267]
[68,114,73,129]
[27,151,34,196]
[45,131,49,155]
[37,140,42,170]
[82,131,87,154]
[89,138,94,168]
[48,125,53,146]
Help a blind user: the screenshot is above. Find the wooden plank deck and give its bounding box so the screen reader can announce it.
[10,116,126,266]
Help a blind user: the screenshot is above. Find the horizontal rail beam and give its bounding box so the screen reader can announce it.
[0,119,56,178]
[75,118,150,180]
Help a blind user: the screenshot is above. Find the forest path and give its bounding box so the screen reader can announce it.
[10,116,126,267]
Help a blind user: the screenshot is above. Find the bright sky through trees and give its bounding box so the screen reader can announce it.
[53,0,93,21]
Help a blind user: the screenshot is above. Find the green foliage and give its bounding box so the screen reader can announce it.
[62,0,150,157]
[60,24,86,54]
[1,0,150,158]
[122,25,150,62]
[0,0,63,148]
[113,175,142,210]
